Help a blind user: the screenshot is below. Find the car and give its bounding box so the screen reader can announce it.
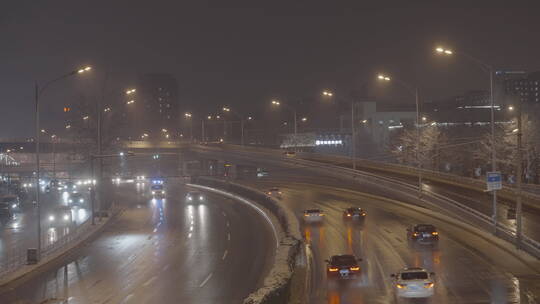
[391,267,435,298]
[185,191,204,202]
[283,151,296,157]
[47,206,74,227]
[407,224,439,244]
[0,202,13,219]
[63,181,78,193]
[151,184,165,198]
[343,207,366,220]
[256,168,269,178]
[68,193,85,206]
[265,188,282,198]
[303,209,324,223]
[325,254,362,279]
[136,175,146,184]
[1,195,21,212]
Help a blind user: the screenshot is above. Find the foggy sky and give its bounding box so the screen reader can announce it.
[1,1,539,137]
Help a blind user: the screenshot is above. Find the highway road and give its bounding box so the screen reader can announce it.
[241,176,540,303]
[0,179,275,304]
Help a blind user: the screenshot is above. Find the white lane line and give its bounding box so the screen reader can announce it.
[226,221,230,227]
[153,228,157,233]
[191,220,194,225]
[222,250,228,260]
[222,211,227,217]
[188,233,192,238]
[187,184,280,248]
[199,273,213,288]
[227,233,231,241]
[142,275,157,287]
[190,226,194,231]
[162,264,170,271]
[120,293,134,304]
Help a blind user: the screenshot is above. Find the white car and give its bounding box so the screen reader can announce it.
[391,267,435,298]
[302,209,324,223]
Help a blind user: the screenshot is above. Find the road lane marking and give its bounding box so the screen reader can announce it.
[226,221,230,227]
[222,211,227,217]
[199,273,213,287]
[190,226,194,231]
[142,275,157,287]
[227,233,231,241]
[191,220,194,225]
[222,250,228,260]
[162,264,170,271]
[188,233,192,238]
[120,293,134,304]
[153,228,157,233]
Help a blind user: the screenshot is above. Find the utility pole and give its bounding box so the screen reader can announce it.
[515,98,523,248]
[34,83,42,259]
[351,102,356,170]
[415,88,422,198]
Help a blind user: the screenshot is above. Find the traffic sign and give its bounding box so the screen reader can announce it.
[486,171,502,191]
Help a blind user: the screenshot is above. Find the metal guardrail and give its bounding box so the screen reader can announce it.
[0,206,119,279]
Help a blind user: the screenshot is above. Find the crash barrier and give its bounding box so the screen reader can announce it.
[285,157,540,259]
[0,205,121,281]
[191,177,301,304]
[204,144,540,209]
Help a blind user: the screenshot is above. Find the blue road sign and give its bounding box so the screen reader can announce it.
[487,171,502,191]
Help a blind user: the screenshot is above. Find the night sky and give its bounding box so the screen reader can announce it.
[1,1,539,137]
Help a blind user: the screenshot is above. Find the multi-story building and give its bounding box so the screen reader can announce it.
[136,73,179,139]
[498,70,540,104]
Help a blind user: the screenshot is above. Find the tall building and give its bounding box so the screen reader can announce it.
[136,73,179,139]
[498,70,540,104]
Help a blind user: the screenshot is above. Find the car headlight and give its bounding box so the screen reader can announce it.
[199,196,203,200]
[63,214,69,221]
[69,199,73,203]
[12,204,17,209]
[152,191,155,194]
[188,197,192,201]
[49,215,55,221]
[396,284,407,289]
[80,199,84,202]
[162,191,166,194]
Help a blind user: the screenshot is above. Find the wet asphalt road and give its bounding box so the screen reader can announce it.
[0,180,275,304]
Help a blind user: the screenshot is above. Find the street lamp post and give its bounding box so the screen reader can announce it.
[436,47,499,234]
[34,66,91,260]
[184,112,193,142]
[378,74,423,197]
[271,100,297,135]
[223,107,248,146]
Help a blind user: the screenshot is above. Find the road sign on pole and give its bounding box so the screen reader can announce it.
[487,171,502,191]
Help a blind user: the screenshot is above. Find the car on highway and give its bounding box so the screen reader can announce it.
[47,206,74,227]
[136,175,146,184]
[391,267,435,299]
[151,184,165,198]
[0,202,14,219]
[185,191,204,202]
[265,188,282,198]
[63,181,78,193]
[407,224,439,245]
[1,194,21,212]
[343,207,366,220]
[283,150,296,157]
[68,192,85,207]
[325,254,362,279]
[303,209,324,223]
[256,168,269,178]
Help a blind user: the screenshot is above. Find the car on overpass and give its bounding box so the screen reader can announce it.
[325,254,362,279]
[342,207,366,220]
[283,151,296,157]
[185,191,204,202]
[391,267,435,299]
[407,224,439,245]
[303,209,324,223]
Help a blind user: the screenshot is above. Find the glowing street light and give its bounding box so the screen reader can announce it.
[271,100,280,106]
[126,100,135,105]
[125,88,136,95]
[508,105,514,111]
[83,115,89,120]
[301,117,308,122]
[435,47,453,55]
[322,90,333,97]
[77,66,92,74]
[377,74,391,81]
[184,112,192,118]
[65,124,71,129]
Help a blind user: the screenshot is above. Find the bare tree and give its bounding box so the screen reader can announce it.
[391,124,445,170]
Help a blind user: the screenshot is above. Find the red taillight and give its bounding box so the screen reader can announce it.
[328,267,339,272]
[350,266,360,271]
[432,231,438,236]
[347,214,351,217]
